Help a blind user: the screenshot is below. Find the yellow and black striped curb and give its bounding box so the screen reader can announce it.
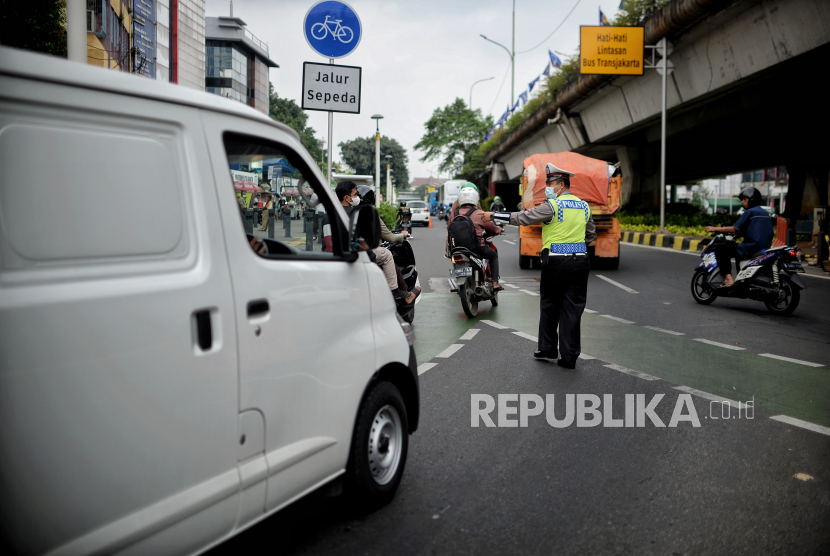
[621,231,710,253]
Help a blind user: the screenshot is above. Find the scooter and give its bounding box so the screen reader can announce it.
[394,209,413,239]
[691,233,807,315]
[448,236,499,318]
[383,238,419,324]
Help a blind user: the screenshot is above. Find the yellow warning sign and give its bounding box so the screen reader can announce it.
[580,26,644,76]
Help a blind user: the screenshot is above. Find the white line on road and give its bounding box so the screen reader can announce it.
[459,329,480,340]
[512,331,537,342]
[759,353,824,367]
[673,386,748,410]
[578,353,596,360]
[503,240,516,245]
[502,283,520,288]
[643,326,685,336]
[693,339,746,350]
[519,289,540,296]
[584,309,598,313]
[770,415,830,437]
[595,274,639,294]
[623,241,700,256]
[604,364,659,381]
[435,344,464,358]
[480,320,509,329]
[417,363,437,375]
[600,314,635,324]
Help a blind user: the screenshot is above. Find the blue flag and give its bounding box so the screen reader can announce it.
[512,100,521,112]
[600,8,611,26]
[619,0,624,8]
[548,49,562,68]
[542,62,551,77]
[528,75,540,92]
[519,91,529,105]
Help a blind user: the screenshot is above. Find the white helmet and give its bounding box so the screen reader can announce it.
[457,187,480,207]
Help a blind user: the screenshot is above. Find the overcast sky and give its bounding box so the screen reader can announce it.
[205,0,625,183]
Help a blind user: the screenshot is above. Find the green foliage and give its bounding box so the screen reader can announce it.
[481,196,494,211]
[415,98,493,177]
[377,203,397,231]
[268,83,324,167]
[0,0,67,58]
[338,135,410,189]
[613,0,670,26]
[617,204,775,237]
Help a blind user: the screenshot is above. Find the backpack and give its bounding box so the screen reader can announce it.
[448,207,479,252]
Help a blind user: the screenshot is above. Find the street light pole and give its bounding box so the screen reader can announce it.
[480,34,514,106]
[469,76,495,109]
[371,114,384,207]
[385,155,393,207]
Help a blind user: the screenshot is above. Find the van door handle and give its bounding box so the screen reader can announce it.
[247,299,270,318]
[194,309,212,351]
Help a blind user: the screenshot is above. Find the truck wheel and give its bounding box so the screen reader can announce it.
[519,256,531,269]
[531,257,542,270]
[346,381,408,507]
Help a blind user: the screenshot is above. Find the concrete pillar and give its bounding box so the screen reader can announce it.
[615,146,639,206]
[66,0,87,63]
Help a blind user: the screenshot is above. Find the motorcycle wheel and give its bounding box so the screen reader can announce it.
[459,279,478,318]
[691,269,717,305]
[490,291,499,306]
[763,275,800,315]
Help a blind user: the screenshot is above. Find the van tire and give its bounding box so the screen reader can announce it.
[346,381,409,507]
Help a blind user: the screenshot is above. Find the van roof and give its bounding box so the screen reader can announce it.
[0,46,299,142]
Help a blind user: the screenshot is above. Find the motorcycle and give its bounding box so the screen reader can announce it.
[437,206,447,221]
[448,236,499,318]
[383,238,419,324]
[691,233,807,315]
[394,208,413,239]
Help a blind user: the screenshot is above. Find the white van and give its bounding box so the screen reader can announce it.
[0,47,418,556]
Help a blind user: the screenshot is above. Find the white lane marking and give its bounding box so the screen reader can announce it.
[428,277,451,293]
[460,329,480,340]
[770,415,830,437]
[759,353,824,368]
[801,272,830,281]
[604,364,659,381]
[505,284,520,289]
[513,331,537,342]
[595,274,639,294]
[643,326,685,336]
[693,338,746,351]
[480,320,509,329]
[417,363,437,375]
[503,240,516,245]
[584,309,598,313]
[600,315,635,324]
[435,344,464,358]
[623,241,700,256]
[673,386,748,410]
[519,289,540,296]
[578,353,596,360]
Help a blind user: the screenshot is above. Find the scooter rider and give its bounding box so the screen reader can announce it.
[448,185,503,291]
[704,187,774,288]
[483,163,597,368]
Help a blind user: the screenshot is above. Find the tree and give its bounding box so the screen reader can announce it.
[415,98,493,178]
[268,83,324,168]
[0,0,67,58]
[339,135,409,191]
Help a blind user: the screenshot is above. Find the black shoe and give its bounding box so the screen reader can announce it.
[534,350,558,361]
[557,359,576,369]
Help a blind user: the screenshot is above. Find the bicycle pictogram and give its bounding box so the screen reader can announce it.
[310,15,354,43]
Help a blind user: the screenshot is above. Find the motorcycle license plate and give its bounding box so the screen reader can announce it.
[451,267,472,277]
[735,265,760,281]
[783,262,804,273]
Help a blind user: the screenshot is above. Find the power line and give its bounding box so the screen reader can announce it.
[514,0,582,54]
[487,61,512,117]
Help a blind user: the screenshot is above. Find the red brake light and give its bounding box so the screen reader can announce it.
[452,255,464,263]
[790,250,798,257]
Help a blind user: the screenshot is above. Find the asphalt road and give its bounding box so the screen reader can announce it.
[208,221,830,556]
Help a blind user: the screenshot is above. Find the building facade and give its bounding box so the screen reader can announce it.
[86,0,133,72]
[154,0,205,89]
[205,15,278,114]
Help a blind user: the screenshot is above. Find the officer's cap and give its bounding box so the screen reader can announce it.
[545,162,575,182]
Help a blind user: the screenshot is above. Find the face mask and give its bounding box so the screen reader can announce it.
[349,195,360,206]
[545,186,558,199]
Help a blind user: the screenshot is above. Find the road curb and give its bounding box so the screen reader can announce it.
[621,231,709,253]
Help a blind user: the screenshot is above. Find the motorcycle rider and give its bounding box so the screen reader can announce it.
[447,185,503,291]
[490,196,506,212]
[704,187,774,288]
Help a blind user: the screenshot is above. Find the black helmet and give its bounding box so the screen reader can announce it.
[738,187,762,208]
[356,185,375,206]
[399,201,407,207]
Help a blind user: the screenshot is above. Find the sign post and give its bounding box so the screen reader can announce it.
[302,1,362,187]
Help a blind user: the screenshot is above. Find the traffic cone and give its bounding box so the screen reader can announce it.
[428,216,433,228]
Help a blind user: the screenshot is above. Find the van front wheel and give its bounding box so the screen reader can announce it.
[346,381,408,506]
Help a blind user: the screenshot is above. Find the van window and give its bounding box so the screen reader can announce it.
[222,133,339,258]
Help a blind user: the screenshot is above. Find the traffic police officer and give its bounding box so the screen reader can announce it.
[484,163,596,368]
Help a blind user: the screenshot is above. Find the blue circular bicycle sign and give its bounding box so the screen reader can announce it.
[303,1,362,59]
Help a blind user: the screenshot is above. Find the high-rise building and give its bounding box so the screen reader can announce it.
[155,0,206,90]
[205,12,278,115]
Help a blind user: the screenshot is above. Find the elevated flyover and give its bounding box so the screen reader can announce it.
[484,0,830,220]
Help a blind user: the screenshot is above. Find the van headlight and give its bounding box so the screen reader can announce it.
[396,314,415,346]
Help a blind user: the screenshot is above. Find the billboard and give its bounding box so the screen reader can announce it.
[132,0,156,77]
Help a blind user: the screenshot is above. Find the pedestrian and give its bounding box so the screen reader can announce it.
[260,194,274,231]
[483,163,597,368]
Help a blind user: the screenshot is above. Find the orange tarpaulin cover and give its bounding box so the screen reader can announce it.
[522,152,609,209]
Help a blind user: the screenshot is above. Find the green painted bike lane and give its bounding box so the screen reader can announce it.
[413,292,830,429]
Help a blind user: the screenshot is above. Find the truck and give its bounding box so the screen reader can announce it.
[439,179,465,219]
[518,152,621,270]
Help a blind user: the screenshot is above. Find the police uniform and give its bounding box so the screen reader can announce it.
[492,163,597,368]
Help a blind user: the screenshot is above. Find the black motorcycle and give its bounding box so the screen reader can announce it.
[383,238,419,323]
[691,233,807,315]
[394,208,413,239]
[448,237,500,318]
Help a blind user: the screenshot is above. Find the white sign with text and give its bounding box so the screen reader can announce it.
[301,62,362,114]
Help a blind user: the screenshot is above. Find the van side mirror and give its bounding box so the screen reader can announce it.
[348,205,381,254]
